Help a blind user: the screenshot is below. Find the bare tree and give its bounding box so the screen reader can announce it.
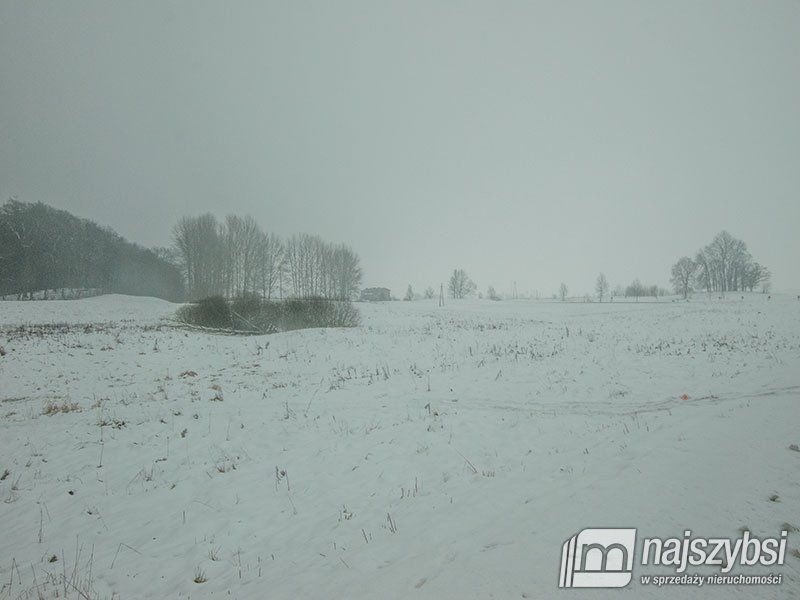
[283,233,361,300]
[692,231,764,294]
[487,285,500,301]
[285,233,323,298]
[423,287,435,299]
[173,214,223,300]
[595,273,608,302]
[256,231,284,299]
[559,282,568,301]
[670,257,696,299]
[448,269,476,299]
[690,233,764,294]
[219,214,262,298]
[742,262,769,293]
[331,243,362,300]
[693,249,711,293]
[626,279,643,302]
[759,268,772,293]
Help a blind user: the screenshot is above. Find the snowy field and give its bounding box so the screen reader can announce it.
[1,293,799,599]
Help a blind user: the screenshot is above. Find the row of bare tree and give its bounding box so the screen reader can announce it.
[671,231,770,298]
[172,214,362,302]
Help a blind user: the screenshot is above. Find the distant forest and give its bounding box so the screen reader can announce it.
[1,200,772,305]
[0,200,184,301]
[0,200,363,304]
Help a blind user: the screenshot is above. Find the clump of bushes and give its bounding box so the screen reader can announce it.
[177,296,232,329]
[279,297,361,330]
[176,295,360,333]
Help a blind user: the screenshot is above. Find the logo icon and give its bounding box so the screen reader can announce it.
[559,528,637,588]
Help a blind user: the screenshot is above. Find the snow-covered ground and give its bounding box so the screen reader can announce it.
[0,294,798,599]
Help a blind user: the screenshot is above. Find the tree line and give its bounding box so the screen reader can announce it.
[436,231,769,305]
[401,270,495,302]
[671,230,770,298]
[587,231,770,303]
[1,201,770,307]
[172,214,362,302]
[0,200,184,300]
[0,201,362,304]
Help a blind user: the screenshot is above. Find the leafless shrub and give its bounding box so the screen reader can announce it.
[193,567,207,583]
[210,383,224,401]
[97,417,126,429]
[42,400,81,415]
[215,460,236,473]
[386,513,397,533]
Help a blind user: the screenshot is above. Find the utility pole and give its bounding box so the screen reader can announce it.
[439,283,445,307]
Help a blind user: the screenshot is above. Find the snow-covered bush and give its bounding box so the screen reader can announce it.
[176,296,232,329]
[176,296,360,332]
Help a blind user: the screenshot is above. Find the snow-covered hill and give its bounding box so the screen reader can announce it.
[1,294,798,599]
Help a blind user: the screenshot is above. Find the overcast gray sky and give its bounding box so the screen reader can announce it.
[2,1,799,296]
